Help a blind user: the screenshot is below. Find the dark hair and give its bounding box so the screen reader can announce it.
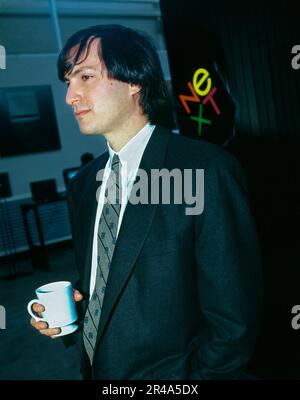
[57,24,174,128]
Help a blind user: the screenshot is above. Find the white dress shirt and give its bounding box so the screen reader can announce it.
[89,123,155,297]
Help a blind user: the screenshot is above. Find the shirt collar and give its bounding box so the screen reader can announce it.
[107,122,155,172]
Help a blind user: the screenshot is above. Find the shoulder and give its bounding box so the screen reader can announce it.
[159,126,240,171]
[156,127,247,191]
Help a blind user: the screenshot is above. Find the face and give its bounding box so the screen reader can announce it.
[64,39,140,137]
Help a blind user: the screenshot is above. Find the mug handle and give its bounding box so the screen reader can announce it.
[27,299,46,322]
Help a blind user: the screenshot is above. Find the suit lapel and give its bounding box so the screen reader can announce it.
[95,126,172,346]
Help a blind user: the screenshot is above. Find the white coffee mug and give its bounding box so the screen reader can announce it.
[27,281,78,337]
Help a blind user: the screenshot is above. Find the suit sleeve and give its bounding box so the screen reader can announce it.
[190,151,263,379]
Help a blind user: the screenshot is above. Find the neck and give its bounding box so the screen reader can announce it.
[105,115,149,152]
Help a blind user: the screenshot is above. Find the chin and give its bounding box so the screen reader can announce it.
[81,130,97,135]
[79,124,99,135]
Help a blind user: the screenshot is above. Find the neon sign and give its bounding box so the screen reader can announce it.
[179,67,221,136]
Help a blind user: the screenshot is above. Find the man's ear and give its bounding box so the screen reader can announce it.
[129,82,142,96]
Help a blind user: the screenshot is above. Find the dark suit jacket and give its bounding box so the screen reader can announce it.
[64,125,262,379]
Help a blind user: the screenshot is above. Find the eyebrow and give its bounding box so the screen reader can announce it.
[64,66,98,81]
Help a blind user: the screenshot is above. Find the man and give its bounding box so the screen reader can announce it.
[30,24,262,380]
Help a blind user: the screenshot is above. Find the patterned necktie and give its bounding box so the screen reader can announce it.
[83,153,121,365]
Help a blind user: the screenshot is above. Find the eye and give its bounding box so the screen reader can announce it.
[82,74,93,81]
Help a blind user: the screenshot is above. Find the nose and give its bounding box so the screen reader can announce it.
[66,83,81,106]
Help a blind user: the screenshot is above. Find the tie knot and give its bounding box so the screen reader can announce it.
[112,154,120,168]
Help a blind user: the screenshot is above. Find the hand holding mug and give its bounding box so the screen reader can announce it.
[28,282,83,338]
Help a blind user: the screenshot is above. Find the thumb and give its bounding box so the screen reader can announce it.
[73,289,83,302]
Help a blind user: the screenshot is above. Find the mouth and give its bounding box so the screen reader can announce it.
[75,110,90,119]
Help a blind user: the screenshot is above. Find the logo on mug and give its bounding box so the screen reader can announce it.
[0,305,6,329]
[0,45,6,70]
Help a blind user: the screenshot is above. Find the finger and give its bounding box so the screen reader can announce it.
[31,319,48,330]
[32,303,45,317]
[30,317,37,327]
[40,327,61,337]
[73,290,83,302]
